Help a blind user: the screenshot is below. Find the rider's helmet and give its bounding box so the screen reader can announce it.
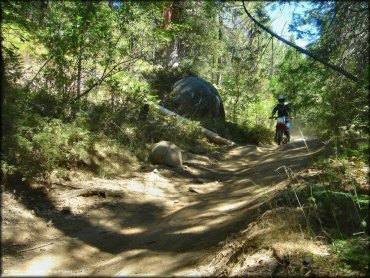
[278,95,285,103]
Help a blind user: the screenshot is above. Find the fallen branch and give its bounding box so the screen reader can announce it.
[51,188,125,201]
[17,241,56,253]
[148,101,236,146]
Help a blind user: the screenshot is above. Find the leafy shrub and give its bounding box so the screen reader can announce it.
[3,82,254,181]
[277,183,369,237]
[333,135,369,163]
[2,86,92,179]
[2,116,92,179]
[244,124,275,145]
[333,237,369,273]
[29,89,67,118]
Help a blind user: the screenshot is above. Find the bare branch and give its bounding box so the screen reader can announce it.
[72,55,141,102]
[26,56,52,90]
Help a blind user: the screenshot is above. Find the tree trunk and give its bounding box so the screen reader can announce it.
[168,37,179,68]
[163,1,181,68]
[217,8,223,86]
[111,92,115,111]
[39,0,48,25]
[76,49,82,98]
[270,37,274,76]
[232,68,240,122]
[0,28,6,107]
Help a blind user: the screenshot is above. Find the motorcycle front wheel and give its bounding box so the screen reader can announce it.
[276,129,283,145]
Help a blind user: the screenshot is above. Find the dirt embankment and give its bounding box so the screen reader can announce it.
[2,138,328,276]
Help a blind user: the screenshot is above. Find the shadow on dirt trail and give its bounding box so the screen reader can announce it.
[2,138,327,276]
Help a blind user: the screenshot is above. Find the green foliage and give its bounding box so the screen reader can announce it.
[333,135,369,163]
[140,110,208,152]
[244,124,275,144]
[275,140,369,237]
[200,120,274,145]
[2,86,83,178]
[2,0,368,182]
[272,2,369,136]
[333,237,369,273]
[2,112,92,179]
[143,65,198,107]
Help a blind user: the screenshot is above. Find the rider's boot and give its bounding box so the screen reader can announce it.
[286,130,290,142]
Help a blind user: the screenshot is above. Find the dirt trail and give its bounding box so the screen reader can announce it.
[2,137,327,276]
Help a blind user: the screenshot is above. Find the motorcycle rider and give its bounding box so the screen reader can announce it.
[269,95,292,142]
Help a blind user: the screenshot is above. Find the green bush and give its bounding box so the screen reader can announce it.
[276,184,369,237]
[29,89,67,118]
[199,119,274,145]
[244,124,275,145]
[2,116,92,179]
[333,237,369,273]
[0,84,230,181]
[2,86,92,179]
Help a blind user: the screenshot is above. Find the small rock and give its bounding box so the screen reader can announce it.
[303,256,313,265]
[150,141,183,168]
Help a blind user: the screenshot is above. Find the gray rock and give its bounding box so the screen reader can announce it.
[171,76,225,121]
[150,141,183,168]
[303,256,313,265]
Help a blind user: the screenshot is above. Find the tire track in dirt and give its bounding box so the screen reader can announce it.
[90,138,327,276]
[3,138,327,276]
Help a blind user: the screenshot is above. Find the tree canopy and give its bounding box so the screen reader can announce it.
[1,0,369,178]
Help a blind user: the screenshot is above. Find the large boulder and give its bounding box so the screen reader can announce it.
[171,76,225,121]
[150,141,183,168]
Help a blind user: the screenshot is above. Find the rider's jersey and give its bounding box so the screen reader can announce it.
[272,103,291,118]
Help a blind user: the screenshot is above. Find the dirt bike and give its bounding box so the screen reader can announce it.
[269,116,292,145]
